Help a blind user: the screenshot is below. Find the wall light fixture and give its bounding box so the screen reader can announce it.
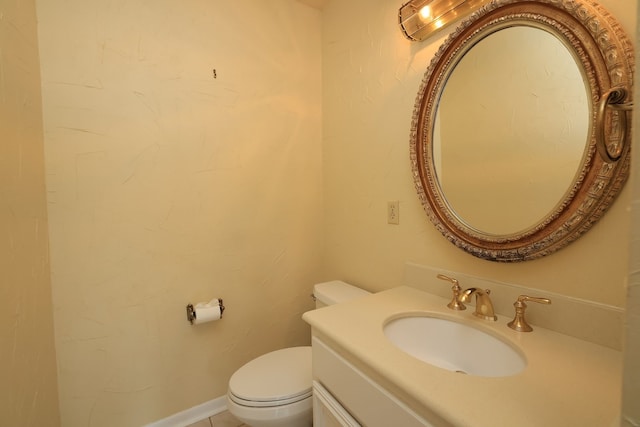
[398,0,489,41]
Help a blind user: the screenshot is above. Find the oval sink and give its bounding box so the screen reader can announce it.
[383,316,526,377]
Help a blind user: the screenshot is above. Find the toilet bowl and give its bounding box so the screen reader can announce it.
[226,280,370,427]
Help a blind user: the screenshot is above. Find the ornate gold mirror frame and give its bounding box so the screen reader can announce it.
[410,0,634,262]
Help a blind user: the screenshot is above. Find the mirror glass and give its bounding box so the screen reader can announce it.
[410,0,633,262]
[433,27,589,236]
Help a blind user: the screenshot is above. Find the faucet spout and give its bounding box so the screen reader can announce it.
[459,288,497,321]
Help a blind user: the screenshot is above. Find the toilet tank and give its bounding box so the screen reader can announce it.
[313,280,370,309]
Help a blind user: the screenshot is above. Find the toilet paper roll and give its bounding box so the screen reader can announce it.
[193,304,222,325]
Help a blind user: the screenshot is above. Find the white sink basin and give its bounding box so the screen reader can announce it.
[383,315,526,377]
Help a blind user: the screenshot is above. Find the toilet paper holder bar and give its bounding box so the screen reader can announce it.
[186,298,225,325]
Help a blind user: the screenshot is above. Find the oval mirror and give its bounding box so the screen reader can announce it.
[410,0,633,262]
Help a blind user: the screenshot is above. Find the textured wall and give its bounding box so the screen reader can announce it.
[36,1,322,425]
[0,0,60,425]
[321,0,636,307]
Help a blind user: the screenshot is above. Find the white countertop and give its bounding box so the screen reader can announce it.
[303,286,622,427]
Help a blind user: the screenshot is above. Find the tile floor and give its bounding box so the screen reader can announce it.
[185,410,246,427]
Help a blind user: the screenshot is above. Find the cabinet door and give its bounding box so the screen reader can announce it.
[313,381,361,427]
[313,337,434,427]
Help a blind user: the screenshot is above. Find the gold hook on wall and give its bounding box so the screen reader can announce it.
[595,86,633,163]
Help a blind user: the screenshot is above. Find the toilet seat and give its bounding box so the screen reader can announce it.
[229,389,312,408]
[228,346,312,408]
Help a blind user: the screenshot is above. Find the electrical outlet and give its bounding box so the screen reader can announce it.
[387,201,399,225]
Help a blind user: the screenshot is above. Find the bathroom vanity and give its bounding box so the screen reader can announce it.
[303,286,622,427]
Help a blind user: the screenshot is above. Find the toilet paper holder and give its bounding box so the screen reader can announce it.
[186,298,225,325]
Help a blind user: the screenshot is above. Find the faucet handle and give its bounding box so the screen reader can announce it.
[437,274,466,311]
[507,295,551,332]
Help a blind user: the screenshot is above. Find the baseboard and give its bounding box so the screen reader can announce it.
[144,395,227,427]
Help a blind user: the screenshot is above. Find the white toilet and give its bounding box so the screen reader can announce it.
[226,280,370,427]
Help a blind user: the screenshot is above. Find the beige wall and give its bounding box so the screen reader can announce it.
[622,4,640,424]
[0,0,60,426]
[323,1,639,420]
[35,1,322,425]
[321,0,636,308]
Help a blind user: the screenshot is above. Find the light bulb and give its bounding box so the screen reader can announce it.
[419,5,431,19]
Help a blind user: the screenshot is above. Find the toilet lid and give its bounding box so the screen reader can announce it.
[229,346,312,407]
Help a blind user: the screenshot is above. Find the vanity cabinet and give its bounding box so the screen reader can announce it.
[304,286,623,427]
[311,337,436,427]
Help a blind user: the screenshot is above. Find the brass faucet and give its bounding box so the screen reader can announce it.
[437,274,466,310]
[458,288,497,321]
[507,295,551,332]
